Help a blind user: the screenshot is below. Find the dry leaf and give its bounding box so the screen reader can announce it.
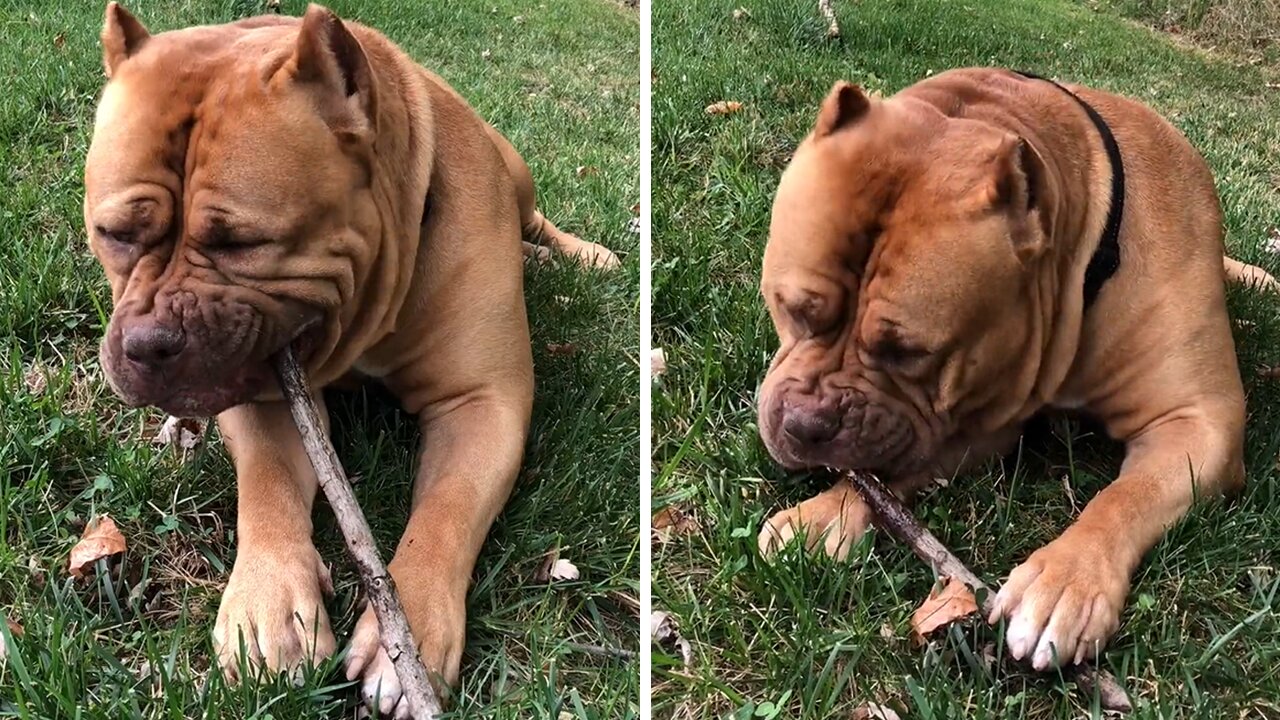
[533,546,579,583]
[732,7,751,19]
[878,622,895,640]
[153,416,204,451]
[852,704,901,720]
[548,558,579,581]
[0,615,22,660]
[22,363,47,396]
[53,32,65,49]
[68,515,127,578]
[651,347,667,377]
[546,343,578,356]
[652,505,700,543]
[481,49,492,60]
[1266,228,1280,255]
[705,100,744,115]
[575,165,598,178]
[910,576,978,643]
[1258,366,1280,379]
[650,610,693,668]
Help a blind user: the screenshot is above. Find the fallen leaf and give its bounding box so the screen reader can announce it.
[548,558,579,581]
[705,100,744,115]
[546,342,578,356]
[22,363,47,396]
[68,515,127,578]
[652,505,701,543]
[481,48,492,60]
[878,622,895,639]
[910,576,978,643]
[575,165,598,178]
[650,610,693,668]
[651,347,667,377]
[1266,228,1280,255]
[732,7,751,19]
[852,704,901,720]
[0,615,22,662]
[533,546,580,583]
[153,416,204,451]
[1258,366,1280,379]
[52,32,65,49]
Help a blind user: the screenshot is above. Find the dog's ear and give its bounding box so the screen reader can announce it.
[992,135,1050,260]
[102,2,150,78]
[814,81,870,137]
[290,4,377,137]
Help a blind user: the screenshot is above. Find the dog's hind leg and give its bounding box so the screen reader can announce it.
[1224,256,1279,292]
[484,125,620,269]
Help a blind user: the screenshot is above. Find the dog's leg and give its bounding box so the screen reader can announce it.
[484,124,620,269]
[212,398,335,680]
[343,395,527,715]
[990,412,1242,670]
[1224,256,1279,292]
[758,474,934,560]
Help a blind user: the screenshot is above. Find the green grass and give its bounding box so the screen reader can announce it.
[652,0,1280,718]
[0,0,638,718]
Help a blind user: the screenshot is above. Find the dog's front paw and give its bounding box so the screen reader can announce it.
[344,580,464,718]
[757,483,873,561]
[213,543,335,681]
[989,535,1130,670]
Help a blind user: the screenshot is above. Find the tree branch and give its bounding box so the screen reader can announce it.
[275,346,442,719]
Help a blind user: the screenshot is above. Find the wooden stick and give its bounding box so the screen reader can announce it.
[844,470,1134,713]
[274,346,442,719]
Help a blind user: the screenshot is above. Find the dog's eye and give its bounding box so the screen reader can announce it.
[866,337,930,366]
[95,225,136,245]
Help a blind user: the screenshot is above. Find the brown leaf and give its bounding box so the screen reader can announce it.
[1258,366,1280,379]
[704,100,744,115]
[575,165,598,178]
[732,7,751,20]
[52,32,65,50]
[910,576,978,643]
[652,505,700,543]
[0,615,21,661]
[68,515,127,578]
[546,342,578,356]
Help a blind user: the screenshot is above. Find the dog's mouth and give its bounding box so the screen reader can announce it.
[103,313,326,418]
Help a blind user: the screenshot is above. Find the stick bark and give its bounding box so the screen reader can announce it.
[274,346,442,719]
[844,470,1134,713]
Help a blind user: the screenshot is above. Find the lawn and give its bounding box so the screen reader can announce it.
[651,0,1280,718]
[0,1,639,718]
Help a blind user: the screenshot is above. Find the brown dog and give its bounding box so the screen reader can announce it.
[757,68,1276,671]
[84,3,616,714]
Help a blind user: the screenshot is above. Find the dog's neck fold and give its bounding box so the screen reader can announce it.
[307,24,436,387]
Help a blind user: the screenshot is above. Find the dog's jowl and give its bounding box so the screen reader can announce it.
[756,68,1276,671]
[84,3,617,715]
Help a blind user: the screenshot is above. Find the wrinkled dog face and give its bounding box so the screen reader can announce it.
[86,4,378,416]
[758,83,1049,476]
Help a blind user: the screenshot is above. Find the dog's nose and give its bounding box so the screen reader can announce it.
[782,407,841,445]
[122,323,186,368]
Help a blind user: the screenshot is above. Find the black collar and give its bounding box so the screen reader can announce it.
[1015,71,1124,310]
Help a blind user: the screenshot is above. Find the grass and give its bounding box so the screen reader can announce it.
[1089,0,1280,63]
[0,0,638,718]
[651,0,1280,718]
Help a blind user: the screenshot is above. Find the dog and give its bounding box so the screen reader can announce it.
[84,3,617,715]
[756,68,1277,671]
